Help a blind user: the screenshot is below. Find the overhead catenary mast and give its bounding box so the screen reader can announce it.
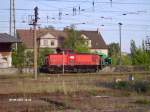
[9,0,12,35]
[12,0,17,50]
[110,0,112,7]
[145,36,150,51]
[12,0,16,38]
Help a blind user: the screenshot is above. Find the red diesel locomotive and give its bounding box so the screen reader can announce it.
[41,49,102,73]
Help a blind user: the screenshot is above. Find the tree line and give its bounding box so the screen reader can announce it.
[108,40,150,69]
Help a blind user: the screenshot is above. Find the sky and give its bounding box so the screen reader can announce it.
[0,0,150,53]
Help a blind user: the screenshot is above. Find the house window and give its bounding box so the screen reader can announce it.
[43,39,48,46]
[51,41,55,46]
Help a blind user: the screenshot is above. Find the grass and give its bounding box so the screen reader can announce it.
[112,81,150,93]
[0,73,150,95]
[134,99,150,105]
[0,74,102,94]
[0,73,150,112]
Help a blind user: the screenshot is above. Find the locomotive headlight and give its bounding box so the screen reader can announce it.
[70,56,75,59]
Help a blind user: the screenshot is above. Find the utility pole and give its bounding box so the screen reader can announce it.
[29,7,39,79]
[34,6,38,79]
[9,0,12,35]
[118,22,123,66]
[12,0,17,49]
[110,0,112,7]
[12,0,16,38]
[62,51,64,75]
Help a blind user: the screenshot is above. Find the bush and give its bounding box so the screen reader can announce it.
[113,81,150,93]
[38,48,54,66]
[114,81,130,90]
[134,99,150,105]
[12,43,26,73]
[133,81,150,93]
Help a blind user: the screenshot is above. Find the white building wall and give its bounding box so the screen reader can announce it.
[40,39,58,48]
[0,52,12,68]
[39,33,58,48]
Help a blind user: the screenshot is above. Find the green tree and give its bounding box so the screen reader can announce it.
[38,48,54,66]
[121,55,132,65]
[111,55,119,65]
[24,50,34,67]
[12,43,26,72]
[130,40,150,69]
[130,40,137,65]
[63,28,90,53]
[108,43,120,57]
[108,43,120,65]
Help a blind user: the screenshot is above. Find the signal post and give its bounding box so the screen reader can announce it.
[29,7,39,79]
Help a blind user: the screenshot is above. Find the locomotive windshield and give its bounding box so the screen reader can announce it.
[56,48,75,54]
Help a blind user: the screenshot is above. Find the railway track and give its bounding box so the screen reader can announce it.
[0,71,150,79]
[46,71,150,76]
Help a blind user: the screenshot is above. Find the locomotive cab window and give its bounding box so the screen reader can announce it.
[69,50,74,54]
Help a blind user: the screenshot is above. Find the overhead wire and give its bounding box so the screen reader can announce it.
[0,0,150,35]
[32,0,150,5]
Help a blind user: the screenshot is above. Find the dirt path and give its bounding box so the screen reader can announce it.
[0,93,150,112]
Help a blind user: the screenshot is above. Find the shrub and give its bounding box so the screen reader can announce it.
[113,81,130,90]
[38,48,54,66]
[133,81,150,93]
[134,99,150,105]
[113,81,150,93]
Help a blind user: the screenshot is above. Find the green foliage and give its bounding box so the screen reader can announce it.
[12,45,54,69]
[38,48,54,66]
[63,28,90,53]
[134,99,150,105]
[108,43,121,65]
[24,50,34,67]
[114,81,130,90]
[110,39,150,66]
[111,55,119,65]
[133,81,150,93]
[121,55,132,65]
[12,43,26,72]
[108,43,120,57]
[111,55,132,65]
[113,81,150,93]
[130,40,150,69]
[75,42,90,53]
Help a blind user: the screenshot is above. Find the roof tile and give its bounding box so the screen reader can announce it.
[0,33,21,43]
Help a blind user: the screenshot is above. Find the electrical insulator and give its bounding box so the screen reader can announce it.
[92,1,95,7]
[110,0,112,7]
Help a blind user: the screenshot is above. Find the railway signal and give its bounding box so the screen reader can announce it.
[29,6,39,79]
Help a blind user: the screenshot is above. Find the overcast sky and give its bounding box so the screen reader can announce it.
[0,0,150,52]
